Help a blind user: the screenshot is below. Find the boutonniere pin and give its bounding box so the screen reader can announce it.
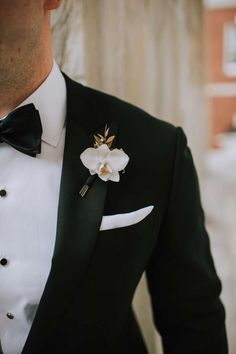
[79,124,129,197]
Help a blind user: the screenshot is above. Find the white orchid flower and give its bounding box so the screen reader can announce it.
[80,144,129,182]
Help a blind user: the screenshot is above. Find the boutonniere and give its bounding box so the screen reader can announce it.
[79,124,129,197]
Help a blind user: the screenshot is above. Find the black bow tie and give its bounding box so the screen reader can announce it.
[0,103,43,157]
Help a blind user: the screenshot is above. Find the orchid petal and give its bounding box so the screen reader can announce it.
[89,169,97,175]
[80,147,100,170]
[98,173,111,182]
[109,171,120,182]
[107,148,129,171]
[96,144,110,159]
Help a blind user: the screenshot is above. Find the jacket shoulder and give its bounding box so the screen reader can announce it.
[64,75,179,155]
[75,80,177,138]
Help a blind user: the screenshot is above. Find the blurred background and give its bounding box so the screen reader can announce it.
[52,0,236,353]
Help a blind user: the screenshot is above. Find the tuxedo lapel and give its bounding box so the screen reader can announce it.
[22,75,117,353]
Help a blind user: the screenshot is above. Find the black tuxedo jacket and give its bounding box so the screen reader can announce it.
[21,74,227,354]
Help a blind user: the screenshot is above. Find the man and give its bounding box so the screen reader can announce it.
[0,1,227,354]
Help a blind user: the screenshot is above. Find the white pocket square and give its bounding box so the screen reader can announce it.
[99,205,154,231]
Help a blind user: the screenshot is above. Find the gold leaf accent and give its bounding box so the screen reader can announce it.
[93,124,116,149]
[94,135,100,142]
[106,135,115,143]
[104,126,110,138]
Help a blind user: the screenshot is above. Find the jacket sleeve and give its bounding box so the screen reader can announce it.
[146,127,228,354]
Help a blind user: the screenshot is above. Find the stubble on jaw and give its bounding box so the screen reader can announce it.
[0,39,41,92]
[0,0,53,116]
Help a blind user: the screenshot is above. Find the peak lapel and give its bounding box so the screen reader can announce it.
[22,76,118,353]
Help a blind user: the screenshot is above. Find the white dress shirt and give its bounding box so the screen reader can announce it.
[0,62,67,354]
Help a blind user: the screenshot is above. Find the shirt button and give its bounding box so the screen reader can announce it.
[6,313,14,320]
[0,258,8,266]
[0,189,7,197]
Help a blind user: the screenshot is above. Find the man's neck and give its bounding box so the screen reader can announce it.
[0,58,53,118]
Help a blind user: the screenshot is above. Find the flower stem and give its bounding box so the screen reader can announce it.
[79,175,97,197]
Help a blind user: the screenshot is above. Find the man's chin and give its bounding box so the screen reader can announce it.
[0,63,17,89]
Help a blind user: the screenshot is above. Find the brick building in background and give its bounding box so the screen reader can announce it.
[205,0,236,146]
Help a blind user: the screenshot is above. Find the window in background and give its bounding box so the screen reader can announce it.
[224,19,236,76]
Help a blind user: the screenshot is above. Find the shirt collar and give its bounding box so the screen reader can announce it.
[19,61,67,147]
